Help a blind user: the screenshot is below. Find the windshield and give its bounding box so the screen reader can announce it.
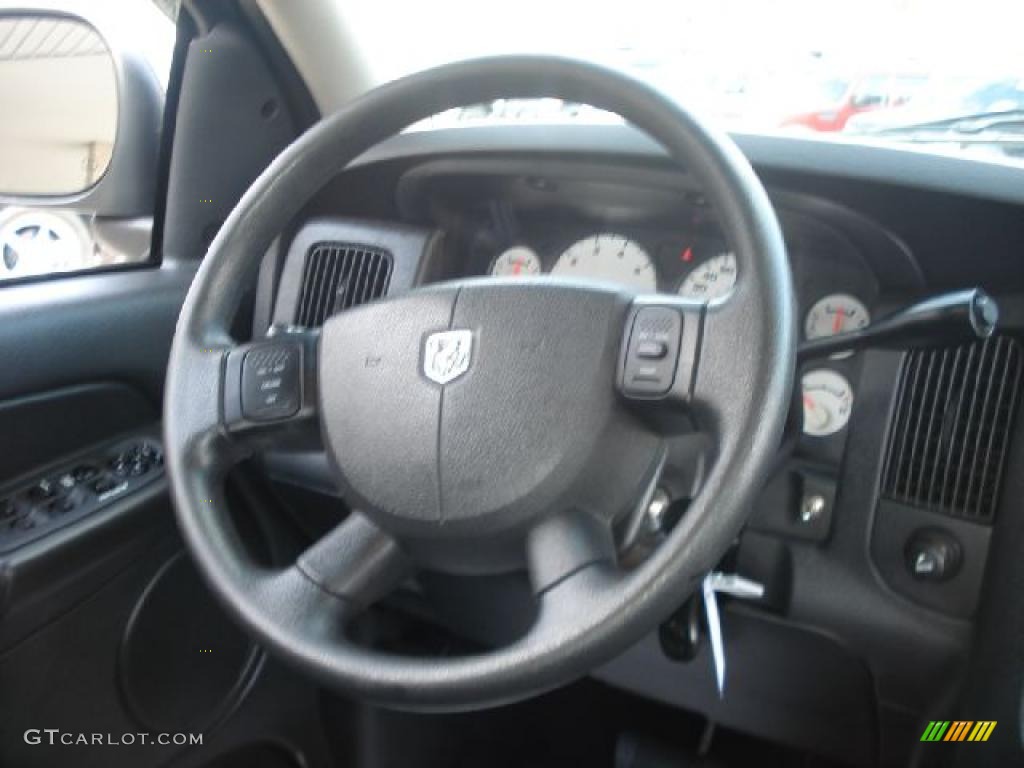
[335,0,1024,167]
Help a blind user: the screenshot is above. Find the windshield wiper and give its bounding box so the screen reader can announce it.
[872,108,1024,137]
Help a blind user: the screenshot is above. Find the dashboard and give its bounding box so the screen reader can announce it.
[393,159,909,445]
[256,127,1024,766]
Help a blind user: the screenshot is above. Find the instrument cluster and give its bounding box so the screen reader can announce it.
[488,231,737,299]
[482,228,875,441]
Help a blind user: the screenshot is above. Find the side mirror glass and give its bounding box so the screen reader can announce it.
[0,15,117,196]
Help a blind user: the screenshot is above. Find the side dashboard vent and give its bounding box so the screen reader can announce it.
[881,335,1022,523]
[294,243,393,327]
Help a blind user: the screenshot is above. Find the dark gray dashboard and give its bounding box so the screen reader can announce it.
[256,131,1024,766]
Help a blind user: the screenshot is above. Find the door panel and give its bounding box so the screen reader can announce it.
[0,261,194,404]
[0,258,333,767]
[0,383,155,484]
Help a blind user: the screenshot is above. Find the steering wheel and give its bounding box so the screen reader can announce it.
[164,56,795,711]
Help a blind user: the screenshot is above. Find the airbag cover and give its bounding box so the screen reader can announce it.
[319,280,660,540]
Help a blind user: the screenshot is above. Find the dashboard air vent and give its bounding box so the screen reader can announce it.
[294,243,393,327]
[881,335,1022,523]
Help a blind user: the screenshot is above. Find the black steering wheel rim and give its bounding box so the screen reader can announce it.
[164,55,795,711]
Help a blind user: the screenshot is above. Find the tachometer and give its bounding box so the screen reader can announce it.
[491,245,541,277]
[551,233,656,292]
[678,251,737,300]
[801,369,854,437]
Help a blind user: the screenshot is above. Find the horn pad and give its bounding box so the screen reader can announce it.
[319,281,663,567]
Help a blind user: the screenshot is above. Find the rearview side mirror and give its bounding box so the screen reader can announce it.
[0,6,165,217]
[0,15,117,196]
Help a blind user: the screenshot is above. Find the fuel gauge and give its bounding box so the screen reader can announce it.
[491,246,541,277]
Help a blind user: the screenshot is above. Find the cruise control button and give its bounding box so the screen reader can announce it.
[636,341,668,359]
[242,343,301,421]
[621,307,682,397]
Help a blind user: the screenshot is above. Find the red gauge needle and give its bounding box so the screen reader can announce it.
[802,394,816,409]
[513,260,522,275]
[832,310,845,334]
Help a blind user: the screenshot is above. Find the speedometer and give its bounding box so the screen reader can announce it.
[550,234,657,292]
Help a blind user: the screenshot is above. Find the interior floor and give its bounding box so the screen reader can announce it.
[317,681,852,768]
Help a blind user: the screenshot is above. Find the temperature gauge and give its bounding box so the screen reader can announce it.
[805,294,870,339]
[801,369,854,437]
[491,246,541,277]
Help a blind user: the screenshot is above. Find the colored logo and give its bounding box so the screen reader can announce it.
[920,721,996,743]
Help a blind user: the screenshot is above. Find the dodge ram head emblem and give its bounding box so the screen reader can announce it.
[423,330,472,385]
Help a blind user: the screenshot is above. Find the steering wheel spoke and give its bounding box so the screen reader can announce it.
[221,328,321,454]
[525,512,627,644]
[527,512,617,595]
[685,298,769,435]
[295,512,411,617]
